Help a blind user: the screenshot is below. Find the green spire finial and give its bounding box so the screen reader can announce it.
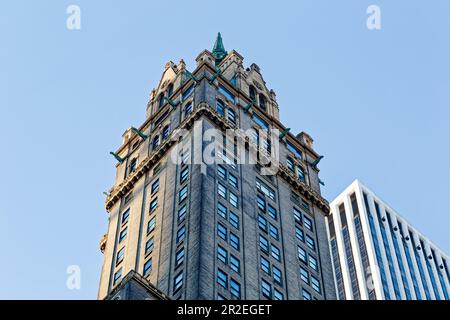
[212,32,227,65]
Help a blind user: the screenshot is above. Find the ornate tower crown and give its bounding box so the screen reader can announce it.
[212,32,227,65]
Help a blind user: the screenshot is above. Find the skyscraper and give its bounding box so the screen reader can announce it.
[98,34,336,300]
[327,180,450,300]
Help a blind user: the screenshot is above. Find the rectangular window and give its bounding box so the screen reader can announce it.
[293,207,302,224]
[261,256,270,274]
[273,266,282,286]
[217,223,228,241]
[113,268,122,286]
[287,157,295,172]
[182,85,194,101]
[268,204,277,220]
[116,247,125,266]
[261,279,272,299]
[271,245,281,261]
[311,276,321,293]
[218,85,235,104]
[145,237,154,255]
[143,258,152,276]
[295,226,304,242]
[218,183,227,199]
[175,248,185,267]
[179,186,188,203]
[121,209,130,224]
[303,216,313,231]
[302,289,312,300]
[119,227,128,243]
[230,255,240,274]
[230,279,241,299]
[230,233,240,251]
[252,113,269,131]
[228,174,238,188]
[217,202,228,219]
[287,141,302,159]
[217,269,228,289]
[269,224,279,240]
[298,246,307,263]
[257,194,266,211]
[216,99,225,116]
[229,212,239,229]
[217,165,227,180]
[259,235,269,253]
[176,226,186,243]
[227,109,236,124]
[274,289,284,300]
[147,217,156,234]
[229,192,238,208]
[150,197,158,213]
[309,255,318,271]
[306,235,316,251]
[180,166,189,183]
[162,126,169,140]
[258,214,268,232]
[174,272,183,293]
[217,245,228,264]
[300,267,309,284]
[184,102,192,116]
[256,179,275,200]
[178,205,187,223]
[151,179,160,194]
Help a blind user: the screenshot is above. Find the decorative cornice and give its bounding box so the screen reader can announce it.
[105,103,329,215]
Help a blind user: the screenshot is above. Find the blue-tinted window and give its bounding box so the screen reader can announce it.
[119,227,128,243]
[261,256,270,274]
[217,223,227,241]
[217,269,228,289]
[218,85,235,103]
[287,142,302,159]
[113,268,122,286]
[230,233,240,251]
[259,235,269,253]
[229,212,239,229]
[271,245,281,261]
[150,197,158,213]
[182,85,194,101]
[258,214,268,232]
[174,272,183,293]
[269,224,279,240]
[217,202,227,219]
[217,165,227,179]
[273,266,282,286]
[144,258,152,276]
[116,247,125,266]
[230,279,241,299]
[217,246,228,264]
[176,226,186,243]
[178,205,187,223]
[147,216,156,234]
[121,209,130,224]
[175,248,185,267]
[261,279,272,299]
[230,255,240,274]
[145,237,154,254]
[180,166,189,183]
[268,204,277,220]
[217,99,225,116]
[151,179,160,194]
[179,185,188,203]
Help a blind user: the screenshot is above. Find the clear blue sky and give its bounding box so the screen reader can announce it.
[1,0,449,299]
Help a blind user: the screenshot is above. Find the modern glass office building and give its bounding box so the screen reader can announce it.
[327,180,450,300]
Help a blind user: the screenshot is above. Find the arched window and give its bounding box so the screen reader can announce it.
[167,83,174,97]
[259,94,267,110]
[249,85,257,103]
[158,93,165,109]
